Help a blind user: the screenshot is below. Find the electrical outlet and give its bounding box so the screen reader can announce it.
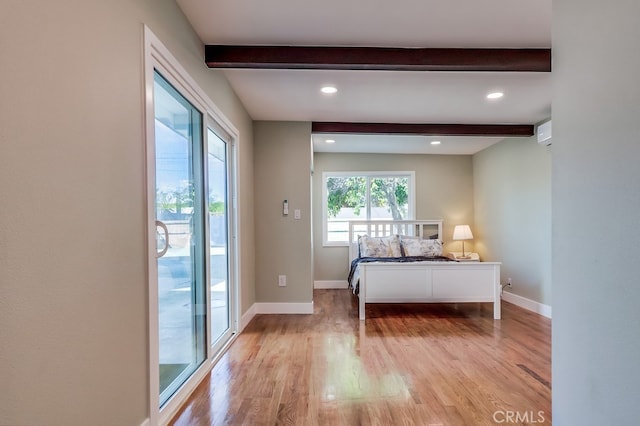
[278,275,287,287]
[507,277,512,287]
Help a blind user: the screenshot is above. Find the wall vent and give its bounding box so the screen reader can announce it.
[537,120,552,146]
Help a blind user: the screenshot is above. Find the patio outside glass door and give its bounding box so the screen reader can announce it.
[207,129,231,347]
[153,70,206,406]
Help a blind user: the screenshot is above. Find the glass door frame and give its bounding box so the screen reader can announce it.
[144,26,240,425]
[154,69,207,407]
[205,126,236,357]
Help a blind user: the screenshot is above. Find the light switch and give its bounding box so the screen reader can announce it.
[294,209,301,219]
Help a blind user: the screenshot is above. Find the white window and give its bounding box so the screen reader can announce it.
[322,171,415,246]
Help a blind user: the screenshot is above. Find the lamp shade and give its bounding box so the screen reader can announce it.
[452,225,473,241]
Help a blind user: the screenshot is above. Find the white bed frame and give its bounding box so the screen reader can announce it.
[348,220,501,320]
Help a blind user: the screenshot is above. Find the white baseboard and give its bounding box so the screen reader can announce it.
[502,291,552,318]
[314,280,348,289]
[140,419,149,426]
[254,302,314,314]
[240,303,257,331]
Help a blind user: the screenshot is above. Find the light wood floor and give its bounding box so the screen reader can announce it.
[170,289,551,425]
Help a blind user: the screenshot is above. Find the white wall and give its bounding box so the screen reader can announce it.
[0,1,254,424]
[473,136,552,305]
[553,0,640,423]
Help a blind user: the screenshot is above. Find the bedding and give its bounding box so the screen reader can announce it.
[356,234,443,258]
[400,237,442,257]
[359,234,402,257]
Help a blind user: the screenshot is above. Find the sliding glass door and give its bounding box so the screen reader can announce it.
[146,28,239,420]
[207,129,232,348]
[153,71,206,406]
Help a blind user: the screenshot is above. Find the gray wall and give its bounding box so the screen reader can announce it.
[473,136,552,305]
[313,153,474,281]
[0,1,254,424]
[254,122,313,303]
[553,0,640,423]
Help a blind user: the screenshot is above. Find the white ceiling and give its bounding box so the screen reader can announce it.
[312,134,505,155]
[176,0,552,154]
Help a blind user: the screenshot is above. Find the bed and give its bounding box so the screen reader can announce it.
[347,220,501,320]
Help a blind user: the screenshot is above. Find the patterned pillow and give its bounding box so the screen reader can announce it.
[359,234,402,258]
[400,237,443,257]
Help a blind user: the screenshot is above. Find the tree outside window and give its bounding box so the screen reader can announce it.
[323,172,414,245]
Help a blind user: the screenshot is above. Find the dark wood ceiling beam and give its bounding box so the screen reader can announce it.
[311,122,534,137]
[205,46,551,72]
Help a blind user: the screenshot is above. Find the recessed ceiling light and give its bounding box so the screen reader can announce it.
[321,86,338,94]
[430,140,441,145]
[487,92,504,99]
[325,139,336,144]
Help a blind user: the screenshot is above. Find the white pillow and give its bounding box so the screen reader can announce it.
[401,237,443,257]
[359,234,402,258]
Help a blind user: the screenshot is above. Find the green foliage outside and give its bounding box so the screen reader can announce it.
[157,184,224,216]
[156,183,195,215]
[326,176,408,220]
[327,177,366,217]
[209,200,225,216]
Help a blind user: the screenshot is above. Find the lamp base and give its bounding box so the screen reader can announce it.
[448,252,480,261]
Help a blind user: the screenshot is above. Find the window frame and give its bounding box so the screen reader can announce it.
[322,171,416,247]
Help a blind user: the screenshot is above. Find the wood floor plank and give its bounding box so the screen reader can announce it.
[170,290,551,425]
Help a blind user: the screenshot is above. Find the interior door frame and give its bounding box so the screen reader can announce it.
[143,25,241,425]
